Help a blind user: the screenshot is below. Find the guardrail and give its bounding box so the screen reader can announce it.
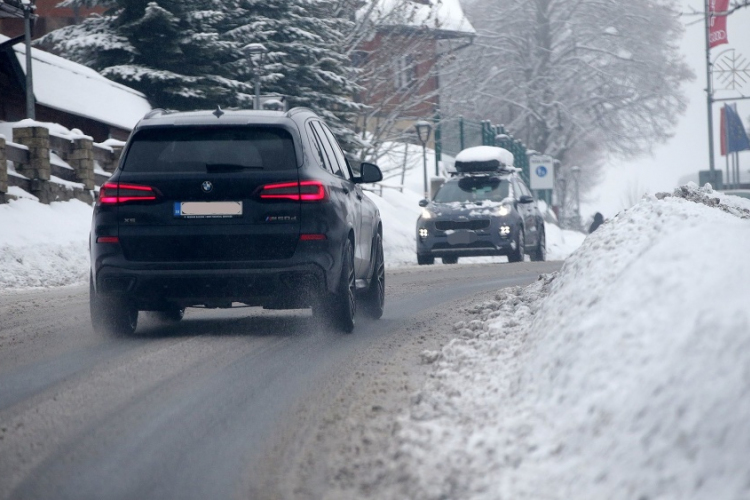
[0,125,123,204]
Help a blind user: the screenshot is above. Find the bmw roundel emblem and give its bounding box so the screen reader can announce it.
[201,181,213,193]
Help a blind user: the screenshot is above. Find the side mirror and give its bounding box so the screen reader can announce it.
[418,199,429,207]
[519,195,535,204]
[353,162,383,184]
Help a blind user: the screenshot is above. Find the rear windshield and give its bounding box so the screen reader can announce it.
[122,126,297,172]
[434,177,510,203]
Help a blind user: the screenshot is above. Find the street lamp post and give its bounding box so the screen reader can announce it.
[414,121,432,200]
[571,165,581,229]
[244,43,268,110]
[22,0,35,119]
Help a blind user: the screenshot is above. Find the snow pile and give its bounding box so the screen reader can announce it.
[378,184,750,499]
[365,188,424,267]
[454,145,515,167]
[0,199,92,290]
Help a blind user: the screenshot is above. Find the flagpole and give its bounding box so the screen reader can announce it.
[735,152,740,188]
[725,105,730,187]
[704,0,716,173]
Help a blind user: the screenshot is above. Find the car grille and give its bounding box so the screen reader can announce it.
[435,219,490,231]
[432,241,497,250]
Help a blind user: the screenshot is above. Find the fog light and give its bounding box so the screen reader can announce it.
[500,225,511,236]
[419,228,429,238]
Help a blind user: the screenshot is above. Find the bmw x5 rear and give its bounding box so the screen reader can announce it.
[90,108,384,335]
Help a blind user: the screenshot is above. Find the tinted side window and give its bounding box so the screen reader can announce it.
[310,122,339,176]
[517,179,532,198]
[320,124,351,180]
[122,126,297,172]
[306,123,333,174]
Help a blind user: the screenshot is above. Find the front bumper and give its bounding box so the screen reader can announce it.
[416,217,519,257]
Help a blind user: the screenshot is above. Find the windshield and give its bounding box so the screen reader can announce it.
[433,177,510,204]
[122,126,297,172]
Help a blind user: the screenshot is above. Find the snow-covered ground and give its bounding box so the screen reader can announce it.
[363,183,750,499]
[0,144,583,291]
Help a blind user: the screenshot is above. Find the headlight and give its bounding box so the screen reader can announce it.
[420,208,434,219]
[495,205,511,216]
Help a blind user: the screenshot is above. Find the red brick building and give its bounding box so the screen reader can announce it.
[0,0,103,39]
[353,0,475,139]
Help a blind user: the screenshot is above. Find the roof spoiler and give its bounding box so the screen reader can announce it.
[143,108,172,119]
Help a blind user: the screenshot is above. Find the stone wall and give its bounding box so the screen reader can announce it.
[0,125,122,205]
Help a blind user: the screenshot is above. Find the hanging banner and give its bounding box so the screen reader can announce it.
[709,0,730,49]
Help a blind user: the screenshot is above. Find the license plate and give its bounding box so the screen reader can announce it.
[447,230,476,245]
[174,201,243,218]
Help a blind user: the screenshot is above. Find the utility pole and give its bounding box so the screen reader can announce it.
[22,0,35,120]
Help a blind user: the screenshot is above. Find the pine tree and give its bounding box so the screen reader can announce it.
[40,0,254,110]
[40,0,362,148]
[221,0,363,149]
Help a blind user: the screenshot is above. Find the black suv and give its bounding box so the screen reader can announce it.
[416,146,545,265]
[90,107,384,335]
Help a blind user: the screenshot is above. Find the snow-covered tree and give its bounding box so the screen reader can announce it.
[40,0,362,148]
[221,0,363,149]
[40,1,255,110]
[441,0,694,207]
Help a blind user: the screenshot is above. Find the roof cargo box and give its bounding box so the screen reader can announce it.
[454,146,515,173]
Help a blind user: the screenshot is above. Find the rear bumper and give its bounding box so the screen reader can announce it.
[95,263,328,309]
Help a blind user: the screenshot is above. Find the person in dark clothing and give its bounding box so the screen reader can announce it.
[589,212,604,233]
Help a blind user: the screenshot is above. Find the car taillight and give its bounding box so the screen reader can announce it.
[98,182,159,205]
[259,181,326,202]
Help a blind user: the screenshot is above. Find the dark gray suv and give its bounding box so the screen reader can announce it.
[416,147,545,265]
[90,107,384,335]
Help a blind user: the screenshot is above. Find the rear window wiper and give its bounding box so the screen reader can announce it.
[206,163,264,172]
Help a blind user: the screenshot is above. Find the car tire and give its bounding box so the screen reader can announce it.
[362,233,385,319]
[318,239,356,333]
[90,273,138,336]
[417,254,434,265]
[529,227,546,262]
[151,307,185,323]
[507,228,525,263]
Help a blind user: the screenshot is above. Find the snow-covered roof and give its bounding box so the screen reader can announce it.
[1,35,151,131]
[361,0,475,37]
[455,146,514,167]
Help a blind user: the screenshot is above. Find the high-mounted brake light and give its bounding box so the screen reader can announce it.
[98,182,159,205]
[259,181,326,202]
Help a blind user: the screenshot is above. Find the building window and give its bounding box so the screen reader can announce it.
[394,55,416,90]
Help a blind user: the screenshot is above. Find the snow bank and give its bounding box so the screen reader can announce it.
[0,198,92,290]
[381,184,750,499]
